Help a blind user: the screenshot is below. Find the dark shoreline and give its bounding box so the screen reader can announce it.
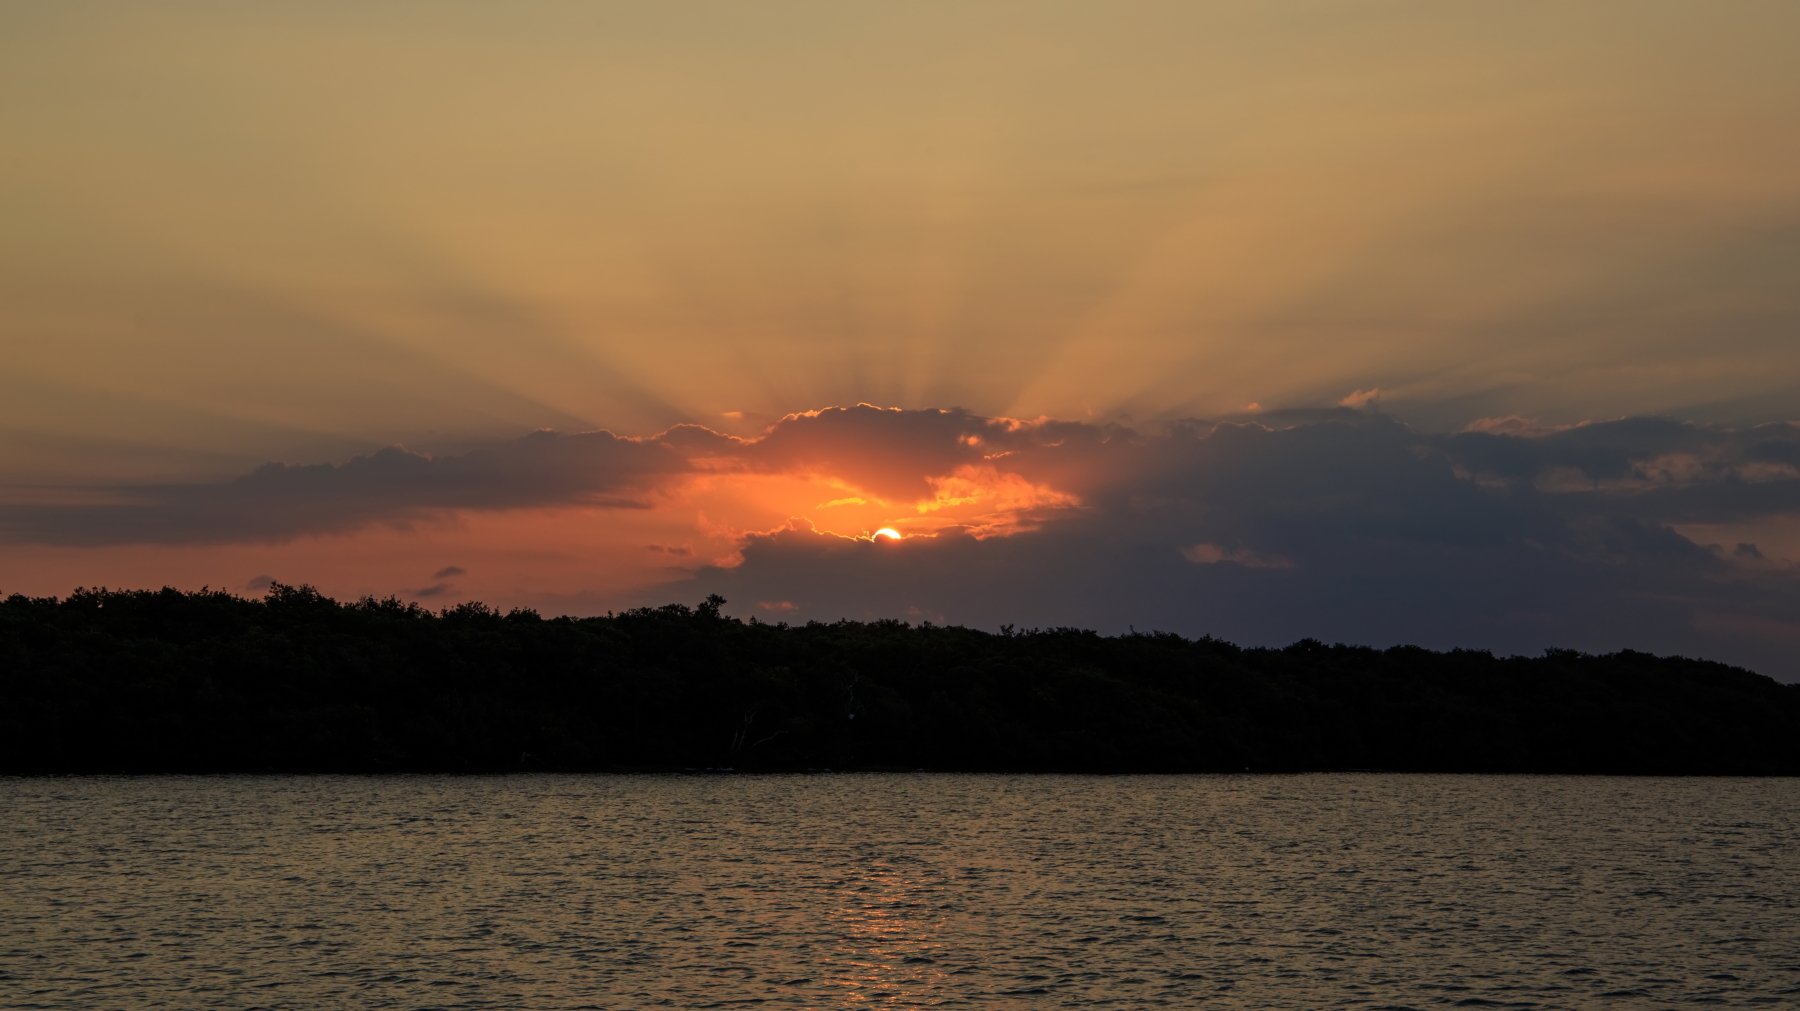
[6,585,1798,776]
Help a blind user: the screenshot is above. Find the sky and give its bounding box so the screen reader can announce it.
[4,1,1800,676]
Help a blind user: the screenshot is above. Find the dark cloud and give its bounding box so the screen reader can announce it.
[0,429,690,545]
[737,405,995,500]
[9,404,1800,677]
[674,412,1800,679]
[690,404,1122,502]
[432,566,466,579]
[0,404,1107,544]
[1450,417,1800,487]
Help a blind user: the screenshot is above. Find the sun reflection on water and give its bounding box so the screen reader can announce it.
[822,864,954,1004]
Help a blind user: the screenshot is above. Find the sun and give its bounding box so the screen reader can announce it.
[873,528,902,540]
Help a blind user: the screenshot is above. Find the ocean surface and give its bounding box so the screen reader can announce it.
[1,774,1796,1010]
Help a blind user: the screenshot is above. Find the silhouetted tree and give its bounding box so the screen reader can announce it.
[2,584,1796,774]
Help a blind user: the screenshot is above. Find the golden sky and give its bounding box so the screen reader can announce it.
[4,2,1800,673]
[8,2,1800,479]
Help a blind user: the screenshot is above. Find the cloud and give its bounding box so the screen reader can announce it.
[0,404,1095,545]
[0,428,691,545]
[1450,417,1800,485]
[432,565,466,579]
[727,405,1011,501]
[10,402,1800,676]
[665,411,1800,678]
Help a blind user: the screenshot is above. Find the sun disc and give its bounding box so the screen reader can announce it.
[873,528,902,540]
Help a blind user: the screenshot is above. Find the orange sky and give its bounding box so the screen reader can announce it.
[0,406,1099,607]
[4,3,1800,672]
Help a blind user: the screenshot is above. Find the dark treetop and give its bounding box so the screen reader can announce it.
[3,585,1797,775]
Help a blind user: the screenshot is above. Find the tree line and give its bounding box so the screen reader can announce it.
[3,584,1797,774]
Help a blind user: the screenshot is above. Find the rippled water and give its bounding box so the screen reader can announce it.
[2,774,1797,1009]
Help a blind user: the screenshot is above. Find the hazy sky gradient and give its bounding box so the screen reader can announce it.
[4,2,1800,672]
[8,2,1800,477]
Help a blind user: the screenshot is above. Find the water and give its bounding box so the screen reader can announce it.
[1,774,1796,1009]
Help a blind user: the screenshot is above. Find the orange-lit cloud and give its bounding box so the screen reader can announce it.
[0,407,1108,604]
[5,405,1800,678]
[671,411,1800,679]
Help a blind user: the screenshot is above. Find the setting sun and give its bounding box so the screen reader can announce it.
[873,528,902,541]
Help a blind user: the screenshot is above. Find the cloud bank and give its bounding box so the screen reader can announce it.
[7,405,1799,676]
[682,408,1800,677]
[0,429,689,545]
